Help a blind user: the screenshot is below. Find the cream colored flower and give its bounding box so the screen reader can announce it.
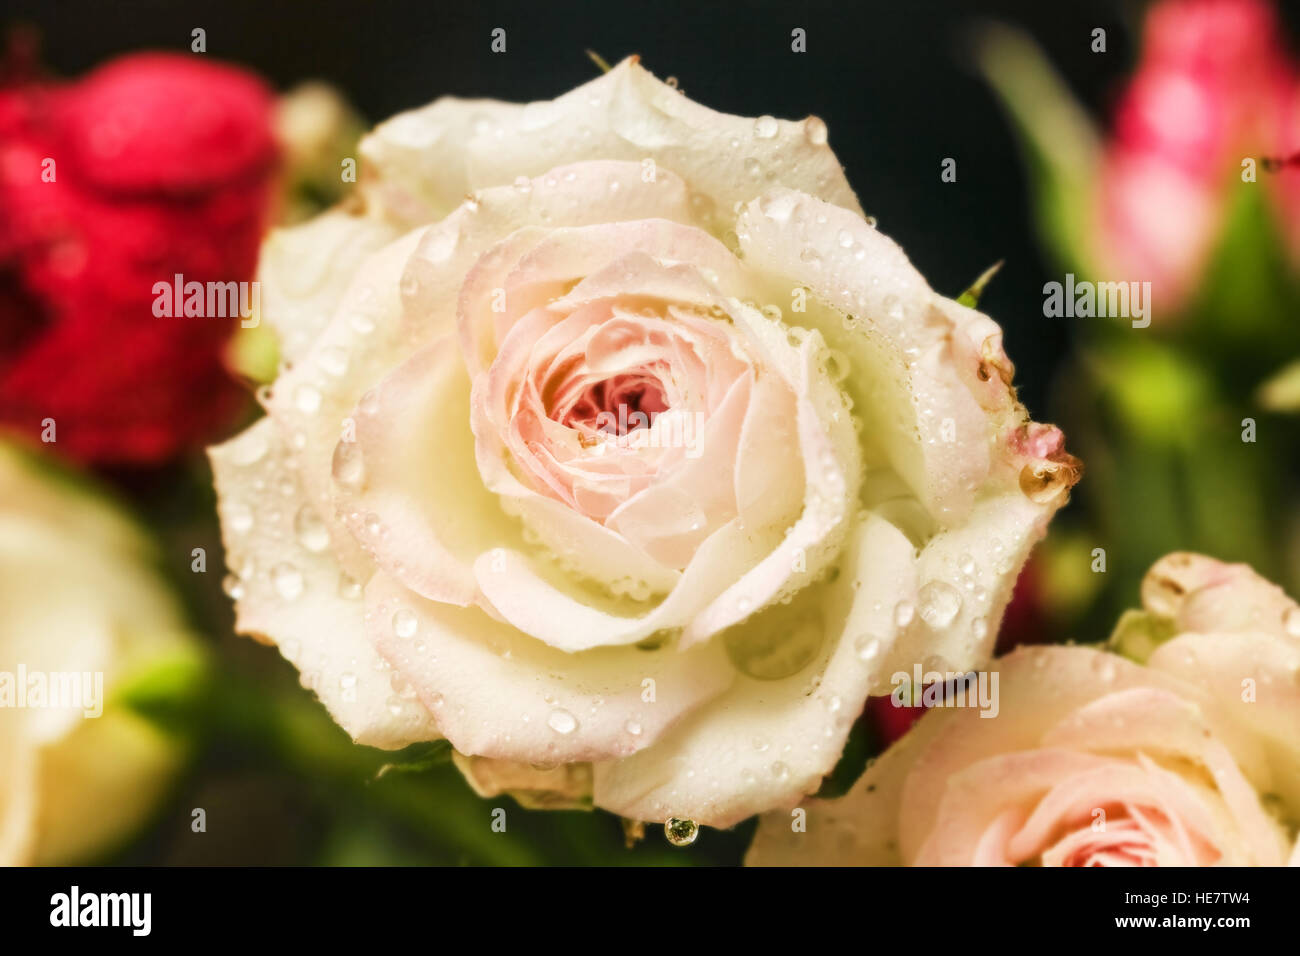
[211,59,1077,827]
[748,553,1300,865]
[0,445,196,864]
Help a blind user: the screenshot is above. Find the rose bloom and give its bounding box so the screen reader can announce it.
[0,443,197,864]
[1094,0,1297,311]
[749,553,1300,865]
[211,59,1078,827]
[0,51,277,464]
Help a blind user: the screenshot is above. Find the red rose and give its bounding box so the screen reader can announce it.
[0,49,278,464]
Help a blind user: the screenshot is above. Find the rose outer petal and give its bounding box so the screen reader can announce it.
[365,569,735,763]
[210,418,440,749]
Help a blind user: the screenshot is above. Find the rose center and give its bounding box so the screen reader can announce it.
[561,373,669,436]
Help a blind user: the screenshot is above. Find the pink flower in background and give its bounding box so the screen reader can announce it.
[1093,0,1297,310]
[749,553,1300,867]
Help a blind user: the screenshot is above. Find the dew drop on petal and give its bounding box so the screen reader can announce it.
[331,441,364,488]
[1283,607,1300,638]
[893,601,916,628]
[664,817,699,847]
[318,346,349,377]
[271,563,304,601]
[547,708,578,734]
[803,115,828,145]
[294,384,321,415]
[392,609,418,639]
[294,506,330,552]
[918,581,962,630]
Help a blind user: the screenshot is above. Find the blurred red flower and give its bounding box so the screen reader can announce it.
[1093,0,1297,310]
[0,46,278,464]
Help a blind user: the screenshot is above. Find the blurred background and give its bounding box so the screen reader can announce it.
[2,0,1298,864]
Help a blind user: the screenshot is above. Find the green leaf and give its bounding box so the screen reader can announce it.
[972,24,1101,273]
[374,740,453,779]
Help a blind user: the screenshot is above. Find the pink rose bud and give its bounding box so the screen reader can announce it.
[1093,0,1295,312]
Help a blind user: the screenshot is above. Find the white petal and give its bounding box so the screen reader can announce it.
[592,512,916,827]
[466,58,862,226]
[257,208,400,363]
[365,570,734,763]
[210,418,439,749]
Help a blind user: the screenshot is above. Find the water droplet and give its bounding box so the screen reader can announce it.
[227,502,254,534]
[625,719,643,736]
[744,157,761,177]
[664,817,699,847]
[918,581,962,629]
[754,115,779,139]
[837,229,854,249]
[349,313,375,335]
[769,761,790,781]
[392,609,418,638]
[338,573,362,600]
[294,384,321,414]
[1283,607,1300,638]
[331,441,364,488]
[271,563,304,601]
[855,635,881,661]
[795,113,826,147]
[318,346,349,377]
[294,506,330,552]
[221,574,245,600]
[547,708,578,734]
[894,601,916,628]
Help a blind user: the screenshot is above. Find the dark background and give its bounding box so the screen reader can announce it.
[4,0,1187,417]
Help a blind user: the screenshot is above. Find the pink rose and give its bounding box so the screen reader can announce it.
[749,553,1300,865]
[210,59,1077,827]
[1094,0,1296,310]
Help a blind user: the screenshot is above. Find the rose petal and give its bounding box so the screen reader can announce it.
[465,58,862,225]
[258,208,400,363]
[365,570,734,763]
[360,97,524,226]
[593,512,916,827]
[210,418,440,748]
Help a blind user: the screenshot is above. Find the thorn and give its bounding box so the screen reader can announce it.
[585,49,613,74]
[957,259,1004,308]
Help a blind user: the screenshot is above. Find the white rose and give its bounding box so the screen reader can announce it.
[211,59,1078,827]
[0,444,197,864]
